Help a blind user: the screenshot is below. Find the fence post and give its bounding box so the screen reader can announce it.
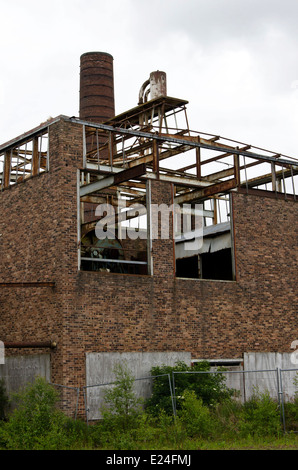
[83,387,89,426]
[278,368,286,433]
[172,372,177,417]
[75,387,80,421]
[167,373,175,417]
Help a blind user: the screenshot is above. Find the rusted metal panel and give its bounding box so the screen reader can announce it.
[3,150,11,187]
[234,153,240,187]
[152,139,159,176]
[195,137,201,179]
[113,163,147,185]
[32,136,39,176]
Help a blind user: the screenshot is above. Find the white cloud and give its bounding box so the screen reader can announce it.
[0,0,298,157]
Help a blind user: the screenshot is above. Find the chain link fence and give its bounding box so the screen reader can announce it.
[82,373,174,425]
[79,367,297,432]
[49,382,80,421]
[13,366,297,433]
[278,368,298,433]
[171,367,298,433]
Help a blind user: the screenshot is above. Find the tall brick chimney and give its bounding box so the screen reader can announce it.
[79,51,115,123]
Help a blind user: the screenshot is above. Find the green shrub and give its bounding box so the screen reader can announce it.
[0,376,88,450]
[94,363,194,450]
[212,398,243,435]
[100,363,144,432]
[26,412,89,450]
[178,390,215,438]
[92,362,145,449]
[239,390,282,437]
[133,412,164,448]
[283,394,298,433]
[283,373,298,432]
[0,377,58,449]
[145,361,233,416]
[153,409,186,448]
[92,412,162,450]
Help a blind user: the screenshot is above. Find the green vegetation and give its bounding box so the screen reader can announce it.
[146,360,233,416]
[0,379,9,421]
[0,365,297,450]
[0,377,89,450]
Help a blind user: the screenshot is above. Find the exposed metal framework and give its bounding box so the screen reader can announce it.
[75,96,298,205]
[74,96,298,276]
[0,98,297,277]
[0,126,51,189]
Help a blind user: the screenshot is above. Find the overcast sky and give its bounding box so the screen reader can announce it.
[1,0,298,158]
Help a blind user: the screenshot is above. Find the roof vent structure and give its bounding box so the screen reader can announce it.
[138,71,167,105]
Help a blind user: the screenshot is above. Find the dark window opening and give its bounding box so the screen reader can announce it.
[176,255,199,279]
[201,248,233,280]
[176,248,233,281]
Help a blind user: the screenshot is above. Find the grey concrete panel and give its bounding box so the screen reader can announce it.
[244,352,298,400]
[0,354,51,396]
[85,351,191,420]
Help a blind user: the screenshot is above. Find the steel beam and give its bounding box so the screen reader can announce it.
[175,178,238,204]
[80,163,147,196]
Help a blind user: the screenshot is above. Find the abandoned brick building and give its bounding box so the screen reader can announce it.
[0,52,297,416]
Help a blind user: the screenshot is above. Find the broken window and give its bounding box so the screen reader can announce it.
[79,173,148,275]
[0,131,49,189]
[175,196,235,281]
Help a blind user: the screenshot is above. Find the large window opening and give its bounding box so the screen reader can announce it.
[175,196,235,281]
[81,228,148,275]
[79,175,148,275]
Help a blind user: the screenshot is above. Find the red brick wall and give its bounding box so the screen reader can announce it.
[1,119,297,399]
[0,119,82,386]
[71,187,297,377]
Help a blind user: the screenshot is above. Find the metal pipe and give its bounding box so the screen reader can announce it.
[138,78,150,105]
[0,282,55,287]
[80,257,147,265]
[4,341,57,349]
